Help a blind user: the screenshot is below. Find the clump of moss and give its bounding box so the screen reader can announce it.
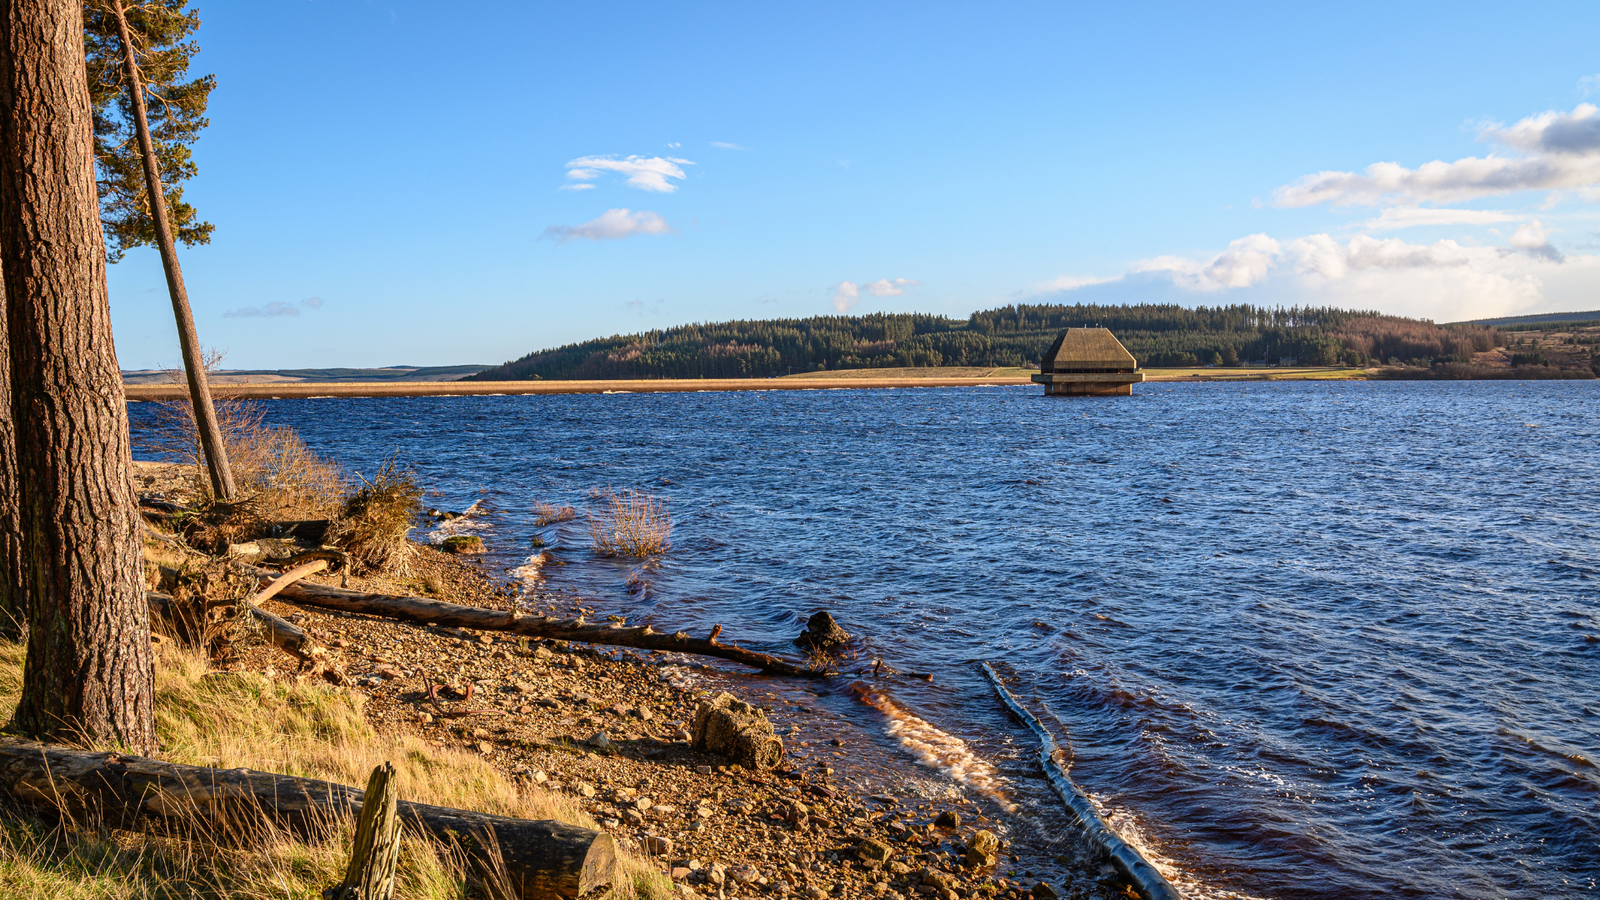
[440,535,484,555]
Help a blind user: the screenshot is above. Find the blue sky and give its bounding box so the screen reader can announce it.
[107,1,1600,370]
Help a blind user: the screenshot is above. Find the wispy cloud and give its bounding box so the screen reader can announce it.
[710,141,749,151]
[1034,274,1118,293]
[863,277,918,296]
[1580,74,1600,97]
[223,297,324,319]
[832,281,860,313]
[564,155,693,192]
[1363,207,1524,230]
[1274,103,1600,207]
[541,208,674,243]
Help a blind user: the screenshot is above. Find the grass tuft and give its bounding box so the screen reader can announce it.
[585,489,671,558]
[532,501,577,526]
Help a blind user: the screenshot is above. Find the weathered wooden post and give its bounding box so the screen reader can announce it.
[326,762,402,900]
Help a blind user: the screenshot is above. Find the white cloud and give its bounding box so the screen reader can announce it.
[710,141,749,151]
[1036,275,1117,293]
[564,155,693,192]
[1363,207,1524,230]
[832,281,860,313]
[1508,219,1564,261]
[1274,104,1600,207]
[558,183,596,191]
[541,209,673,243]
[1132,234,1281,291]
[223,297,324,319]
[863,278,918,296]
[1486,103,1600,155]
[1101,230,1592,322]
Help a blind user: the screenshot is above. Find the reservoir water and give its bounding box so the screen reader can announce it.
[129,381,1600,899]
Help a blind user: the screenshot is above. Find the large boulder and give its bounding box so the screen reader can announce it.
[691,693,783,770]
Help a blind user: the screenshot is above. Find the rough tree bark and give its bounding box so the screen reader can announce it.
[0,271,22,641]
[0,0,156,752]
[107,0,234,500]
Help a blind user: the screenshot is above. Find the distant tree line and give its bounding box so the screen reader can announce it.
[469,303,1510,381]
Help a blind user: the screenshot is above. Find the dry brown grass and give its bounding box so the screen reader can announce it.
[585,488,672,557]
[327,459,424,576]
[532,501,578,526]
[0,641,669,900]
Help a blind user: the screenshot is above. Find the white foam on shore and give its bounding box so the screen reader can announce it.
[858,688,1012,808]
[1089,792,1264,900]
[513,550,549,585]
[425,499,489,544]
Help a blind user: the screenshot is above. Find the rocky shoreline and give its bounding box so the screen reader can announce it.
[224,545,1136,900]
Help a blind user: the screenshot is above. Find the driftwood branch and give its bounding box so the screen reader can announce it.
[240,565,825,677]
[0,738,615,900]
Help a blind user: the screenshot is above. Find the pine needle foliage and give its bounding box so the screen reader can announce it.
[83,0,216,262]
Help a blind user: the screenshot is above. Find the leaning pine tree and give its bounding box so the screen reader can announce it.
[0,0,157,752]
[84,0,236,499]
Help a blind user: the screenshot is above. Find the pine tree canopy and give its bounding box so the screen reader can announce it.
[84,0,215,262]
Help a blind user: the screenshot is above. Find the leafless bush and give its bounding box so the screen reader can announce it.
[532,500,577,526]
[585,488,671,557]
[328,459,424,575]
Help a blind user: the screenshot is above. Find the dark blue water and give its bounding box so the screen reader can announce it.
[129,381,1600,899]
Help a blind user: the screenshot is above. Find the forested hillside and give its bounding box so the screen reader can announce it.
[469,303,1504,380]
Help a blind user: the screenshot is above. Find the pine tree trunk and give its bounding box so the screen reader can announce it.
[0,272,22,642]
[0,0,156,753]
[108,0,234,501]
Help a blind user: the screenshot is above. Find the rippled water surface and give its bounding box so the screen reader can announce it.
[130,381,1600,899]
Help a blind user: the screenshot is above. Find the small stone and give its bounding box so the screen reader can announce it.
[708,863,728,886]
[856,838,892,863]
[417,712,433,724]
[1030,884,1058,900]
[695,765,713,775]
[585,732,617,751]
[964,830,1000,869]
[730,865,760,885]
[644,836,675,856]
[576,782,596,798]
[530,770,548,784]
[676,728,693,742]
[672,867,692,881]
[934,810,961,829]
[514,681,538,694]
[475,740,494,754]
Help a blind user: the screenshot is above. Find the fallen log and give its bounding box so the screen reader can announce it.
[0,738,615,900]
[981,664,1180,900]
[241,565,825,677]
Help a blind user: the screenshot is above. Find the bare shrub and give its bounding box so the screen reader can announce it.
[139,363,344,521]
[586,488,671,557]
[532,500,577,526]
[328,459,424,575]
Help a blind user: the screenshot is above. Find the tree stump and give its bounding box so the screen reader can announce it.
[326,762,402,900]
[691,693,783,770]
